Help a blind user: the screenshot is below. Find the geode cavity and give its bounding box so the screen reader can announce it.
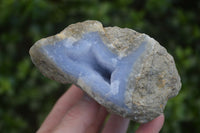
[29,20,181,123]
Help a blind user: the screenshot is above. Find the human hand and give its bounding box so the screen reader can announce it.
[37,85,164,133]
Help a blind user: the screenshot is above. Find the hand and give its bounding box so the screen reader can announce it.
[37,85,164,133]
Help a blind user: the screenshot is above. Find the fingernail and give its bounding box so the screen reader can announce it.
[82,93,94,102]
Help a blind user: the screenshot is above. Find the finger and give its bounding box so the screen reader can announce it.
[136,114,165,133]
[53,95,100,133]
[37,85,84,133]
[102,114,130,133]
[86,106,108,133]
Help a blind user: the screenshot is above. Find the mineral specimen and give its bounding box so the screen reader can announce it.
[29,20,181,123]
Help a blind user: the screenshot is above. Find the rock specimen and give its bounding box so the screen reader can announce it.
[29,20,181,123]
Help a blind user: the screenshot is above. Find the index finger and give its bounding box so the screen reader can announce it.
[136,114,165,133]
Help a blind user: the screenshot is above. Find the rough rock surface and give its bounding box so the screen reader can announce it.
[29,20,181,123]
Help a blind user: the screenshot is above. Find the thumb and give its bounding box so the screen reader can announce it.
[53,94,100,133]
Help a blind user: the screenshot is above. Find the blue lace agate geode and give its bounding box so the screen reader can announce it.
[29,20,181,123]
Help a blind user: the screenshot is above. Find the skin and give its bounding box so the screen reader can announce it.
[37,85,164,133]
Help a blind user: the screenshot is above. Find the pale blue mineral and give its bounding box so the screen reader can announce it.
[29,20,181,123]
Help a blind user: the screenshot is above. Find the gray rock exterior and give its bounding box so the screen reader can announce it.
[29,20,181,123]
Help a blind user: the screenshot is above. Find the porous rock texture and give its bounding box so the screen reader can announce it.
[29,20,181,123]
